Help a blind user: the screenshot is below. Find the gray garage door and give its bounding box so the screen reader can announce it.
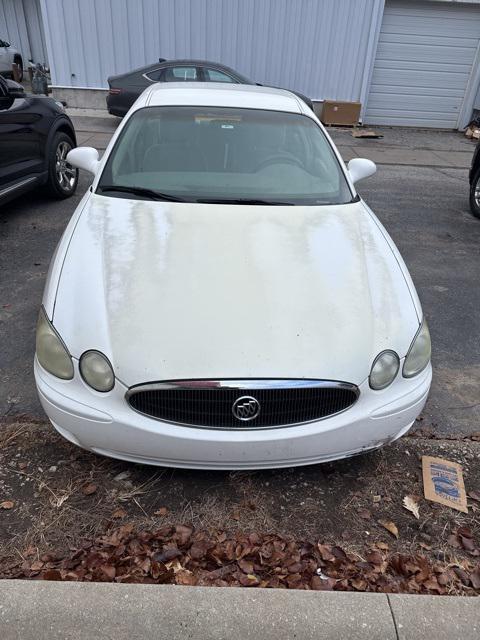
[365,0,480,128]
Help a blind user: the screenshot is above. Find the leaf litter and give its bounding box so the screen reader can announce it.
[2,523,478,594]
[1,418,479,595]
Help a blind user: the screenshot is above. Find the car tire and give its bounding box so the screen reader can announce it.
[13,55,23,82]
[44,132,78,199]
[469,167,480,219]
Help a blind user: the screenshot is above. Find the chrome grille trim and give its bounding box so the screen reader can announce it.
[127,378,358,391]
[125,379,360,430]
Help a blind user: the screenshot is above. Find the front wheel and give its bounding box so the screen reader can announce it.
[469,167,480,219]
[44,133,78,199]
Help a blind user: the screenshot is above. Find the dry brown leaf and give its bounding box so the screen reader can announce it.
[175,525,192,546]
[379,520,399,538]
[154,548,182,563]
[165,559,184,574]
[111,508,127,519]
[100,564,116,580]
[358,509,371,520]
[154,507,169,516]
[176,569,197,585]
[42,570,62,581]
[468,490,480,502]
[238,573,260,586]
[0,500,14,510]
[453,567,470,585]
[351,578,367,590]
[403,495,420,519]
[460,536,476,552]
[238,558,254,574]
[82,483,97,496]
[447,534,460,550]
[470,569,480,590]
[366,551,383,565]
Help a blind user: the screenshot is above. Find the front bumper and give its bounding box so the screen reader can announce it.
[34,358,432,470]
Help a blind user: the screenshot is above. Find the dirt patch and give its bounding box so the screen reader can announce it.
[0,418,479,593]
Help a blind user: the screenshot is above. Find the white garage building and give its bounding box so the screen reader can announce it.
[2,0,480,129]
[365,0,480,128]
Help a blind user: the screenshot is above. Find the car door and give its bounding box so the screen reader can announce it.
[0,77,44,190]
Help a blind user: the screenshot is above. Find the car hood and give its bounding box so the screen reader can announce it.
[53,194,420,387]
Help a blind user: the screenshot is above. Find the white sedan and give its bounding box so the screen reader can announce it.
[34,83,432,470]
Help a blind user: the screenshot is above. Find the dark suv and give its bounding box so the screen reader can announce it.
[0,76,78,206]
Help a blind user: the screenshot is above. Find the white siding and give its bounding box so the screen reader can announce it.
[22,0,48,64]
[0,0,47,63]
[39,0,382,103]
[365,0,480,128]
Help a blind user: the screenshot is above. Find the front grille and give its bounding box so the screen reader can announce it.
[126,380,359,429]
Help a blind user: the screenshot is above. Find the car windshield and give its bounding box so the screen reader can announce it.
[97,106,353,205]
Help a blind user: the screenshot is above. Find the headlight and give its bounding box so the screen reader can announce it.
[79,350,115,392]
[369,350,400,390]
[403,320,431,378]
[36,307,74,379]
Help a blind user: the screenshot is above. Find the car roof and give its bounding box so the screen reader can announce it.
[110,59,252,83]
[140,82,305,114]
[158,58,240,68]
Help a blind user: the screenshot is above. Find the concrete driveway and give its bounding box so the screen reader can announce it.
[0,120,479,436]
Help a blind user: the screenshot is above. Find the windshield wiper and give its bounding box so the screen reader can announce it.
[196,197,293,205]
[98,185,186,202]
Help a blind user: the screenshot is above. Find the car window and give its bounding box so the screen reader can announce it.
[145,68,164,82]
[204,68,236,83]
[163,66,198,82]
[98,106,353,205]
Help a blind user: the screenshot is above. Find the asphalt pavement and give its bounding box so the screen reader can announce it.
[0,121,479,436]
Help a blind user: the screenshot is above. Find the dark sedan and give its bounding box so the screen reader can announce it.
[106,58,313,116]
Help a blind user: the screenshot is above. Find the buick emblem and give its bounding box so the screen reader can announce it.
[232,396,261,421]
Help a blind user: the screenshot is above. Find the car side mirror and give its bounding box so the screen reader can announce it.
[347,158,376,184]
[67,147,100,175]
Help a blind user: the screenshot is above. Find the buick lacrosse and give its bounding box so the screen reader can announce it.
[35,83,432,469]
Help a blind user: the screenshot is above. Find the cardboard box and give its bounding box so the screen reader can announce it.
[465,126,480,139]
[320,100,361,126]
[422,456,468,513]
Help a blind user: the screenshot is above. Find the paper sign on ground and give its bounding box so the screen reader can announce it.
[422,456,468,513]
